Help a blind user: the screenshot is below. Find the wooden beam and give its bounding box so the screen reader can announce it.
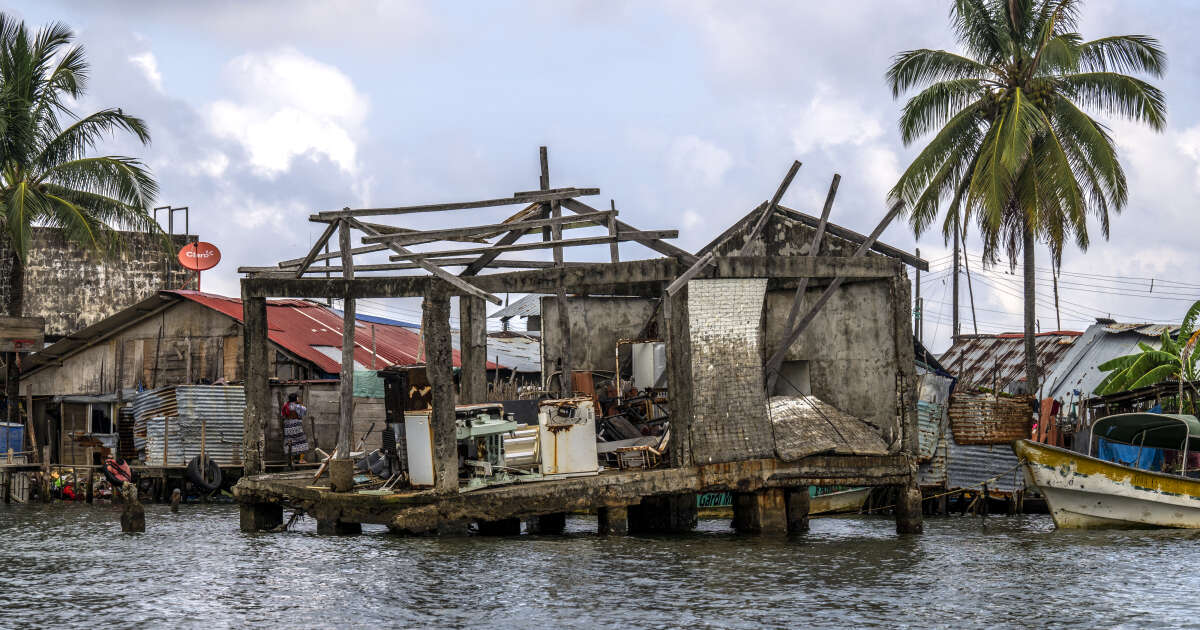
[766,174,840,392]
[667,201,768,296]
[243,259,586,275]
[386,231,677,261]
[764,201,906,373]
[460,202,545,276]
[314,188,599,220]
[348,218,503,306]
[608,199,620,263]
[293,220,339,278]
[560,198,698,264]
[358,210,615,245]
[741,160,801,255]
[775,204,928,271]
[336,219,356,462]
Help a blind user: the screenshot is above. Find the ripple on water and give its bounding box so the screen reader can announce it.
[1,505,1198,628]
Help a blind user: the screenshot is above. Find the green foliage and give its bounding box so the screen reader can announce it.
[887,0,1166,266]
[1095,300,1200,396]
[0,14,159,264]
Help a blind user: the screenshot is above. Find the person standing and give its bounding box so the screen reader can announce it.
[281,393,310,463]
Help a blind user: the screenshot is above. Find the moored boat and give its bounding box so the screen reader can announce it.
[809,486,871,516]
[1014,412,1200,529]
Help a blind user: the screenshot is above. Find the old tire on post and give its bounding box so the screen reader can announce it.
[186,455,222,492]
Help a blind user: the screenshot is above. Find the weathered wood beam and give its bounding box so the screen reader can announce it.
[607,200,619,263]
[386,231,677,261]
[243,259,585,276]
[240,291,269,476]
[460,202,546,276]
[560,198,698,264]
[336,220,357,467]
[422,282,458,494]
[667,201,768,295]
[766,174,840,392]
[313,188,599,220]
[358,210,615,246]
[293,219,339,278]
[348,218,502,306]
[764,201,906,373]
[741,160,801,254]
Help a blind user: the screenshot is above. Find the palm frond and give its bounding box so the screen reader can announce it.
[1059,72,1167,130]
[1078,35,1166,77]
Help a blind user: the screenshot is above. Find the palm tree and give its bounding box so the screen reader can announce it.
[1096,300,1200,411]
[888,0,1166,395]
[0,16,159,423]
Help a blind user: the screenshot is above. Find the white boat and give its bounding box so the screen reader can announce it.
[1014,412,1200,529]
[809,487,871,516]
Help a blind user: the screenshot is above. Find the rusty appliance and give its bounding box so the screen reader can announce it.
[537,397,599,476]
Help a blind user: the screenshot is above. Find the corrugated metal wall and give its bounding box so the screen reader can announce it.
[135,385,245,467]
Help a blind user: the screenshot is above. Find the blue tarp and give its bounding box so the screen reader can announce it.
[1097,437,1163,471]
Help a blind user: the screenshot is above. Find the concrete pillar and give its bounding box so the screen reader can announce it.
[240,291,269,476]
[785,488,810,533]
[732,488,787,535]
[597,506,629,535]
[663,289,693,468]
[423,282,458,494]
[526,512,566,535]
[477,518,521,536]
[458,296,488,403]
[329,459,354,493]
[629,493,697,533]
[239,502,282,532]
[317,518,362,535]
[895,479,924,534]
[333,220,357,489]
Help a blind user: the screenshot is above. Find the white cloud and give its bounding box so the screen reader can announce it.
[128,52,164,93]
[790,86,884,154]
[187,151,229,178]
[205,49,369,178]
[668,135,733,187]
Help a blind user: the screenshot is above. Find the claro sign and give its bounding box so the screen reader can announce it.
[177,241,222,271]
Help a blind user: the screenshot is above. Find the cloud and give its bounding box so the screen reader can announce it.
[205,49,368,178]
[790,86,885,155]
[128,52,163,92]
[668,135,734,187]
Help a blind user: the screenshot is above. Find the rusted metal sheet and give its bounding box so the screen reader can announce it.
[946,441,1023,495]
[940,331,1081,394]
[135,385,246,467]
[949,392,1033,445]
[917,400,946,460]
[917,433,947,487]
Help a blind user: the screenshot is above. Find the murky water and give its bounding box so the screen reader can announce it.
[1,504,1198,629]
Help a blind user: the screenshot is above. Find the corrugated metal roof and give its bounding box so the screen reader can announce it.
[489,294,543,320]
[174,291,497,375]
[939,331,1082,394]
[448,330,541,373]
[1045,321,1176,400]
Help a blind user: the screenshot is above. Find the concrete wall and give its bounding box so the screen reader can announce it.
[762,279,904,450]
[0,228,197,338]
[540,296,660,377]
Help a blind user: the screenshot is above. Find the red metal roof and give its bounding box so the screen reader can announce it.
[168,291,497,374]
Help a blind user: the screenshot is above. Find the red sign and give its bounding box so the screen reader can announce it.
[178,241,221,271]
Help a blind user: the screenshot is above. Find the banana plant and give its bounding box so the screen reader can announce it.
[1095,301,1200,407]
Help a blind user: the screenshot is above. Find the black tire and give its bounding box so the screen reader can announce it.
[186,455,222,491]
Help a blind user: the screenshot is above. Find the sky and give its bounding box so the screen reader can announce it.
[8,0,1200,352]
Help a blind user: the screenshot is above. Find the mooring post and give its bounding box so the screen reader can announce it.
[423,281,457,494]
[240,290,269,477]
[120,482,145,533]
[85,467,94,504]
[895,479,924,534]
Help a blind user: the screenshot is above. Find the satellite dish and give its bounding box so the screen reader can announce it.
[178,241,221,271]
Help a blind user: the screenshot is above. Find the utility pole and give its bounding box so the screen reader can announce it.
[1053,265,1061,331]
[914,248,922,344]
[952,219,961,342]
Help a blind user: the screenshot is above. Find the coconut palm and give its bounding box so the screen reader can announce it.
[1095,301,1200,411]
[888,0,1166,394]
[0,15,159,422]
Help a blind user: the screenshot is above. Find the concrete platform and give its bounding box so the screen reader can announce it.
[234,454,912,534]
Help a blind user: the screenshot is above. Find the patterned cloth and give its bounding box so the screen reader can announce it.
[282,402,309,455]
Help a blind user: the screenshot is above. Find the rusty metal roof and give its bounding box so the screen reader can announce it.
[940,331,1082,394]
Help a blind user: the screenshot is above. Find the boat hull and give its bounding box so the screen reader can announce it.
[809,487,870,516]
[1013,439,1200,529]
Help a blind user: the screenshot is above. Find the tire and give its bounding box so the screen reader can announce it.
[186,455,222,492]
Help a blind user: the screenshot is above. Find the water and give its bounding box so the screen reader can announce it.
[1,504,1198,629]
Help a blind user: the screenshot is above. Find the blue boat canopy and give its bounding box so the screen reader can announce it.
[1092,413,1200,450]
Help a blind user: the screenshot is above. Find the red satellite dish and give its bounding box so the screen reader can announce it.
[178,241,221,271]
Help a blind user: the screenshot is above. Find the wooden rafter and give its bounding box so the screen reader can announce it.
[740,160,801,255]
[559,198,697,264]
[292,219,339,278]
[359,210,616,246]
[311,188,599,220]
[387,231,677,261]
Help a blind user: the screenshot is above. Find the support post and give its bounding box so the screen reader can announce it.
[732,489,787,535]
[895,479,924,534]
[239,502,283,532]
[785,488,810,533]
[525,512,567,535]
[597,505,629,536]
[331,219,357,493]
[664,288,693,467]
[458,296,488,403]
[423,281,458,494]
[628,493,697,533]
[240,290,269,476]
[476,518,522,536]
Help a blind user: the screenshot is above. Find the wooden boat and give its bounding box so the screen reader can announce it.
[1014,412,1200,529]
[809,486,871,516]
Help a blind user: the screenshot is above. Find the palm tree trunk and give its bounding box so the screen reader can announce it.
[6,247,23,426]
[1023,220,1038,396]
